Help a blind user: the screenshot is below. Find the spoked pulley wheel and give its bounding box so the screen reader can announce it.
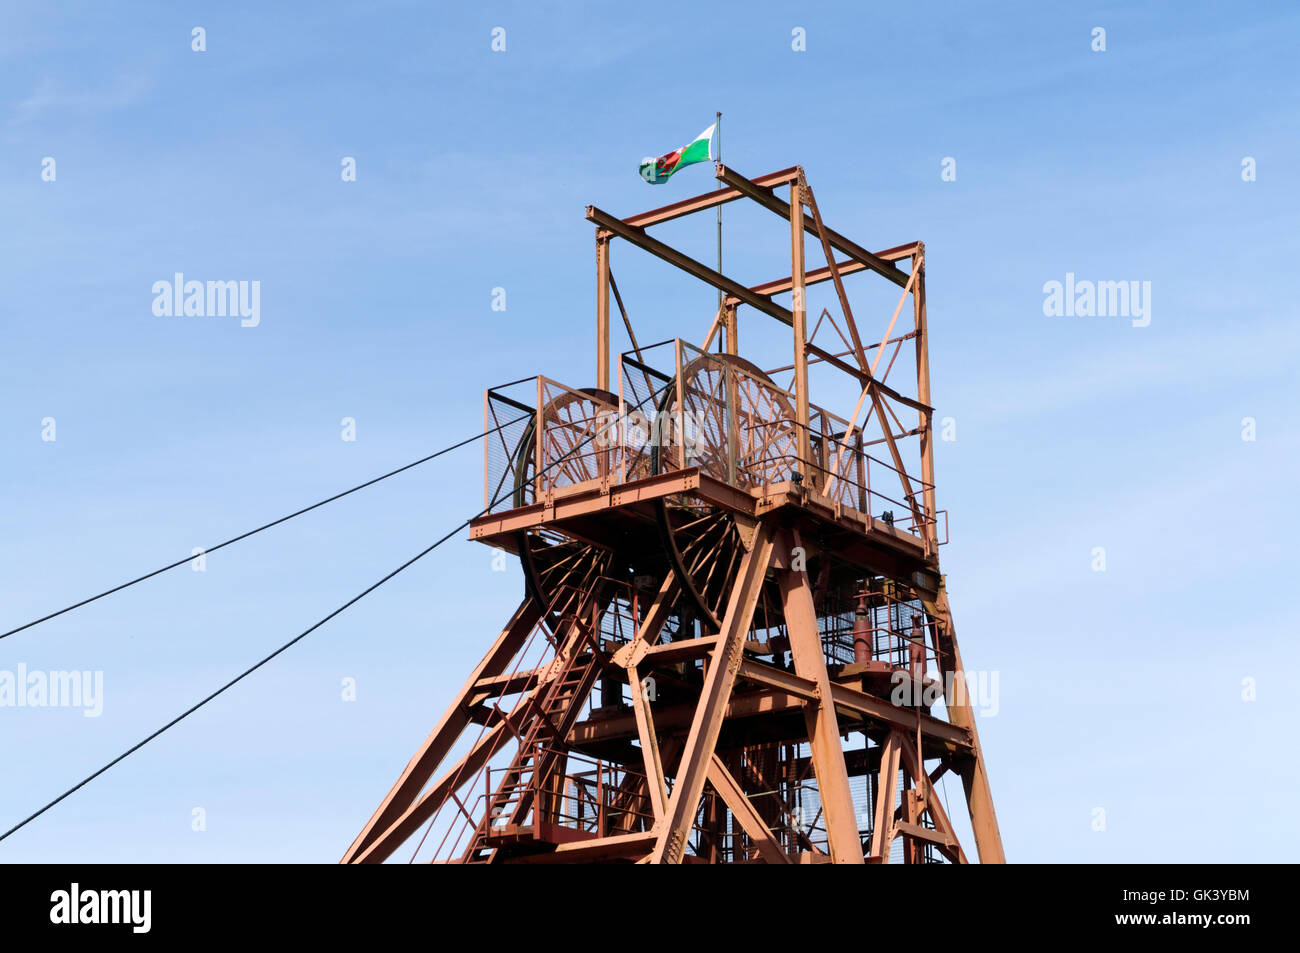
[511,386,617,628]
[649,353,797,630]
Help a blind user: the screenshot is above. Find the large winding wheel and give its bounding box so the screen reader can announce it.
[511,387,617,627]
[650,353,798,630]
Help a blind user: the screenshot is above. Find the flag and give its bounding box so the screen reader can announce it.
[639,122,717,184]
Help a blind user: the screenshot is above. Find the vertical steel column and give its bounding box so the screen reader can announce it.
[724,303,740,485]
[912,247,937,553]
[597,235,610,391]
[790,182,811,478]
[777,531,864,864]
[535,376,544,501]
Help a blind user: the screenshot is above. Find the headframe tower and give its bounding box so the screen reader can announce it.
[343,165,1004,864]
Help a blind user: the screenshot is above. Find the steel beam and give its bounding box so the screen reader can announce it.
[618,576,680,820]
[649,520,777,863]
[501,830,658,863]
[586,206,795,327]
[925,584,1006,863]
[619,167,802,229]
[778,536,864,864]
[869,731,903,862]
[896,731,967,863]
[913,247,939,552]
[351,718,515,864]
[734,242,921,304]
[804,181,870,374]
[571,664,973,752]
[629,664,668,819]
[341,597,542,863]
[716,164,908,288]
[790,180,812,473]
[596,235,610,389]
[706,754,792,864]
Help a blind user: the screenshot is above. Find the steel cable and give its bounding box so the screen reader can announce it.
[0,383,669,845]
[0,413,530,643]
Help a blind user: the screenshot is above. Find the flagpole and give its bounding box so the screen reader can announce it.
[715,111,723,352]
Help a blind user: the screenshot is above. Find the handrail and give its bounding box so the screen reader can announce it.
[483,340,940,547]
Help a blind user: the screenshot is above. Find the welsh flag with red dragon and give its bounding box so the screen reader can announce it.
[639,122,717,184]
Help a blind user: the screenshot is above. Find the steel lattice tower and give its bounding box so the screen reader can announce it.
[343,165,1004,864]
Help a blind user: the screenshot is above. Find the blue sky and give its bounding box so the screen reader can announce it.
[1,1,1297,862]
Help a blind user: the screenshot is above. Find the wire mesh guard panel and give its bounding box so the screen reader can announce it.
[619,346,674,483]
[484,384,535,513]
[484,378,621,513]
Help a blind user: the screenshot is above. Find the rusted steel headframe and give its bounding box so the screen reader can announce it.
[343,165,1004,864]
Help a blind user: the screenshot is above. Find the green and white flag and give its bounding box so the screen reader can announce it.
[639,122,717,184]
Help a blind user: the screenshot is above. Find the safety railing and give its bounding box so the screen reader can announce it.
[619,339,942,548]
[481,748,722,845]
[818,581,948,675]
[484,376,621,513]
[484,338,944,548]
[758,431,944,546]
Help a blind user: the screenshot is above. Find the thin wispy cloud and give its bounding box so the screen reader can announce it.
[10,72,152,127]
